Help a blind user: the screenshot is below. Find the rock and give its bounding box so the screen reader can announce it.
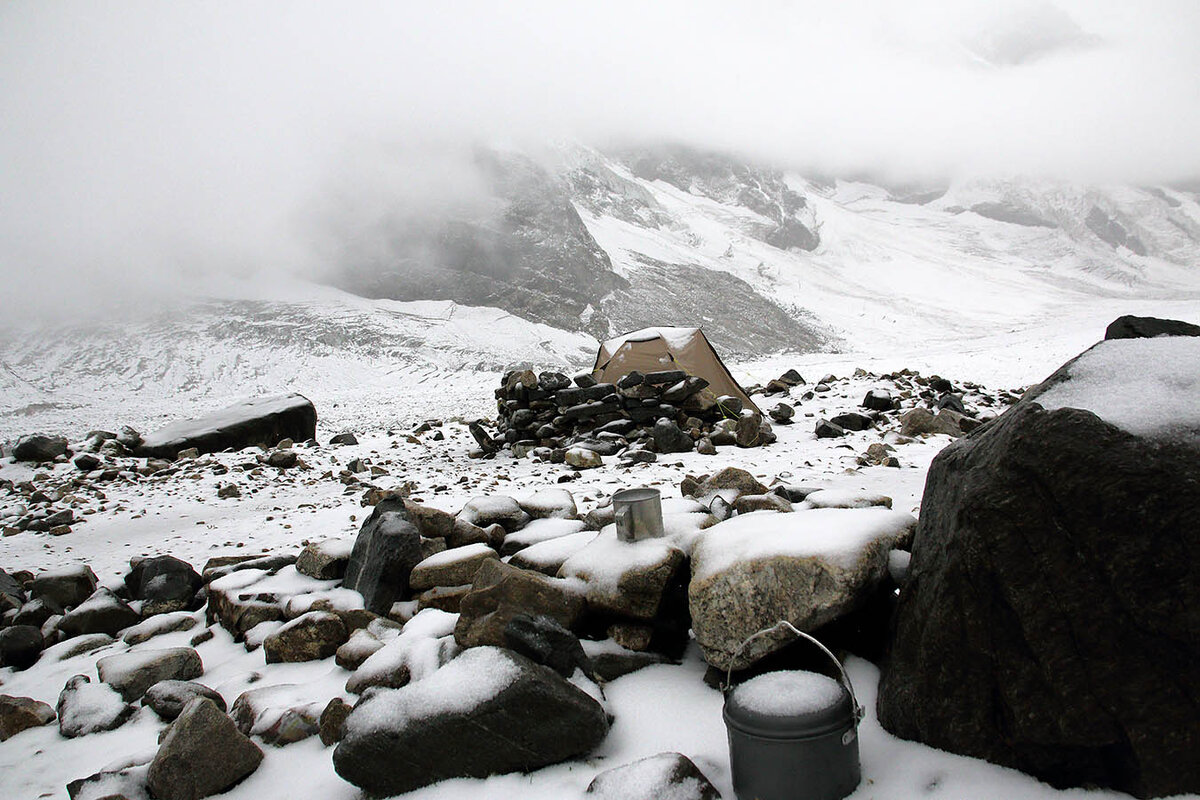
[229,684,324,745]
[651,418,693,454]
[30,564,97,609]
[57,675,134,737]
[734,410,766,447]
[689,509,916,670]
[683,467,768,501]
[1104,314,1200,340]
[295,538,353,580]
[503,613,591,678]
[900,407,964,437]
[41,633,114,662]
[457,495,532,532]
[58,588,141,638]
[0,567,25,612]
[0,694,56,740]
[829,412,873,431]
[267,449,298,469]
[65,764,150,800]
[409,543,500,592]
[778,368,805,386]
[608,622,655,651]
[587,752,721,800]
[215,483,241,499]
[73,452,102,471]
[128,555,202,615]
[14,596,63,628]
[519,488,578,520]
[469,420,499,454]
[137,393,317,459]
[589,646,673,682]
[565,447,604,469]
[804,489,893,510]
[416,584,473,614]
[319,697,352,746]
[862,389,895,411]
[560,532,686,620]
[335,627,387,670]
[454,560,586,648]
[732,493,793,514]
[142,680,226,721]
[333,647,608,796]
[768,402,794,423]
[404,500,457,538]
[116,425,143,450]
[877,340,1200,798]
[814,419,846,439]
[263,611,348,663]
[0,625,44,670]
[342,498,423,615]
[147,697,263,800]
[328,432,359,445]
[13,433,69,463]
[696,437,717,455]
[98,647,204,702]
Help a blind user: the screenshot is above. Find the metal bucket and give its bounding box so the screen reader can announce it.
[612,487,664,542]
[723,621,864,800]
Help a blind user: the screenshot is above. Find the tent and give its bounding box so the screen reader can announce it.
[592,327,760,413]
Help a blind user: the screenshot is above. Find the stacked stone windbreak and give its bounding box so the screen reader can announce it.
[488,368,774,464]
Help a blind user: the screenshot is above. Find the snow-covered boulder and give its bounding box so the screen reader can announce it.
[122,612,199,645]
[518,488,579,520]
[0,625,44,670]
[501,517,588,556]
[262,610,348,663]
[98,647,204,701]
[12,433,69,463]
[29,564,97,609]
[333,647,609,796]
[509,530,599,576]
[457,495,532,532]
[346,608,459,694]
[57,675,134,737]
[136,393,316,459]
[878,332,1200,798]
[689,508,915,670]
[229,683,326,746]
[294,538,354,580]
[342,498,423,615]
[58,588,140,638]
[587,752,721,800]
[559,531,686,620]
[141,680,226,721]
[409,543,500,592]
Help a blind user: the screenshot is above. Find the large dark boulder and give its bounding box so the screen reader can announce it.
[342,498,423,615]
[877,338,1200,798]
[333,647,608,796]
[147,697,263,800]
[126,555,202,615]
[12,433,69,463]
[1104,314,1200,340]
[136,393,316,459]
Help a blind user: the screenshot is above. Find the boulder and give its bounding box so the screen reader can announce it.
[137,393,317,459]
[519,488,579,520]
[319,697,352,746]
[333,647,608,796]
[342,498,423,615]
[295,539,353,580]
[328,432,358,445]
[0,567,25,612]
[899,407,963,437]
[682,467,768,501]
[122,611,199,645]
[862,389,895,411]
[58,588,141,638]
[13,596,63,629]
[229,684,324,746]
[147,697,263,800]
[142,680,226,721]
[690,509,915,670]
[57,675,134,737]
[814,419,846,439]
[127,555,202,615]
[404,500,458,538]
[1104,314,1200,340]
[454,560,586,648]
[768,402,794,423]
[560,532,687,620]
[587,752,721,800]
[503,613,592,678]
[878,335,1200,798]
[458,496,531,532]
[565,447,603,469]
[98,647,204,702]
[30,565,97,609]
[829,412,873,431]
[262,611,348,663]
[13,433,69,463]
[732,493,793,514]
[0,694,56,741]
[734,410,766,447]
[0,625,44,670]
[409,543,500,592]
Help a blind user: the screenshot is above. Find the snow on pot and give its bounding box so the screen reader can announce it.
[722,621,863,800]
[612,488,664,542]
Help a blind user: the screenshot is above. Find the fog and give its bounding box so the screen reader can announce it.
[1,1,1198,321]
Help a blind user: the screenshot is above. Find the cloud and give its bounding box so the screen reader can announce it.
[1,0,1198,319]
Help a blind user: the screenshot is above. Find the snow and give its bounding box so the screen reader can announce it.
[517,488,578,519]
[283,588,365,617]
[346,647,523,735]
[413,542,496,570]
[1035,337,1200,442]
[802,489,893,509]
[502,518,587,550]
[692,509,917,582]
[586,752,709,800]
[731,671,846,717]
[348,609,461,692]
[560,531,683,594]
[601,327,701,354]
[506,530,598,570]
[57,678,129,735]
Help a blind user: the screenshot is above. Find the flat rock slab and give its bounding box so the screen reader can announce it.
[98,647,204,701]
[137,393,316,459]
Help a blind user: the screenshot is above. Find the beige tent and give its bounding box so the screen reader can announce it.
[592,327,759,413]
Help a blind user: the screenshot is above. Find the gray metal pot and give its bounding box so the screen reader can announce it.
[722,621,864,800]
[612,487,664,542]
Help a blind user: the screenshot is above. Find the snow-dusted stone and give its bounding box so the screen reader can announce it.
[281,587,366,621]
[295,538,354,580]
[41,633,114,662]
[136,393,316,459]
[98,647,204,702]
[732,493,793,514]
[899,407,964,437]
[342,498,423,615]
[566,447,604,469]
[0,625,44,670]
[458,495,532,532]
[454,560,586,648]
[65,762,151,800]
[13,433,69,463]
[0,694,56,740]
[409,543,500,592]
[319,697,352,746]
[1104,313,1200,340]
[334,647,609,796]
[415,584,472,613]
[519,488,579,520]
[142,680,226,721]
[147,697,263,799]
[205,570,285,637]
[30,564,97,609]
[503,613,591,678]
[58,588,141,638]
[336,627,388,670]
[862,388,895,411]
[803,489,893,510]
[689,509,916,670]
[57,675,134,737]
[560,532,687,620]
[262,610,348,663]
[404,500,457,538]
[510,530,600,576]
[587,752,721,800]
[0,567,25,611]
[229,684,325,746]
[122,611,199,645]
[879,334,1200,798]
[583,639,673,682]
[681,467,768,503]
[346,608,459,694]
[126,555,202,616]
[652,419,694,453]
[500,517,588,556]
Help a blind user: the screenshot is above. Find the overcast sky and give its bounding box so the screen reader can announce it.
[2,1,1198,320]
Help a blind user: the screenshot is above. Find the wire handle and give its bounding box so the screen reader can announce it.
[722,620,864,726]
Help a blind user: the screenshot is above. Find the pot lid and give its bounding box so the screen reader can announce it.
[724,670,853,738]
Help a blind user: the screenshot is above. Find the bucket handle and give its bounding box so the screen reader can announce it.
[722,620,865,727]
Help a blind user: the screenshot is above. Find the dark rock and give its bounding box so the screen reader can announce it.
[137,393,316,459]
[732,493,792,514]
[0,568,25,613]
[574,372,598,388]
[970,201,1056,228]
[65,764,149,800]
[58,588,140,638]
[587,752,721,800]
[768,403,794,423]
[13,433,69,463]
[936,393,966,414]
[829,412,873,431]
[714,395,743,415]
[13,596,63,628]
[457,495,532,532]
[662,376,709,403]
[410,545,500,592]
[928,376,953,393]
[696,437,717,455]
[652,418,693,454]
[0,694,56,741]
[30,565,97,609]
[539,371,572,391]
[328,432,358,445]
[229,684,324,745]
[590,648,674,681]
[128,556,202,616]
[142,680,226,722]
[267,449,298,469]
[57,675,134,737]
[73,453,102,472]
[645,369,687,386]
[503,613,592,678]
[616,371,645,389]
[263,611,348,663]
[455,560,586,648]
[319,697,352,746]
[683,467,768,500]
[0,625,44,670]
[98,647,204,702]
[147,697,263,800]
[815,419,846,439]
[342,499,423,615]
[333,647,608,796]
[878,348,1200,798]
[1104,314,1200,340]
[862,389,895,411]
[778,368,805,386]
